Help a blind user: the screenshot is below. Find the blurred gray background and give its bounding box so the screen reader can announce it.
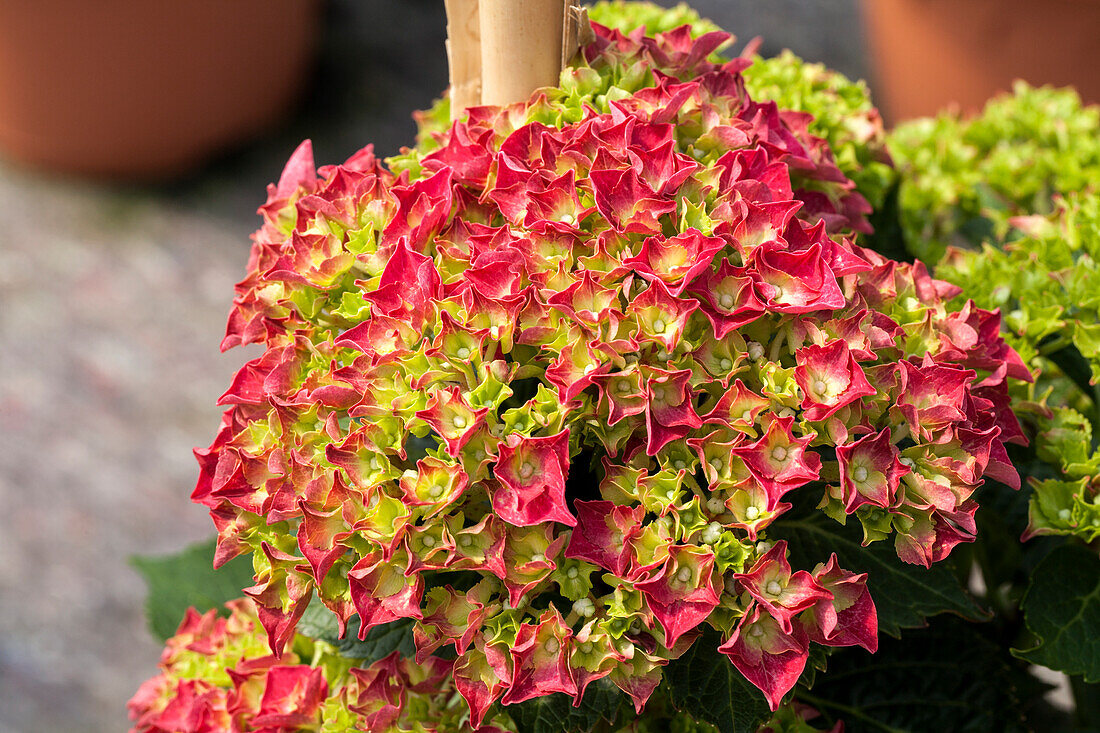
[0,1,863,730]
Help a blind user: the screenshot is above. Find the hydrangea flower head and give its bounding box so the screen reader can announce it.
[128,600,513,733]
[193,19,1026,718]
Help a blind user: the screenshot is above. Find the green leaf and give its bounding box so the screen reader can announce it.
[803,617,1042,733]
[507,678,626,733]
[130,538,255,642]
[775,515,985,636]
[296,600,415,663]
[1013,543,1100,682]
[1045,342,1100,412]
[862,181,912,264]
[665,629,772,733]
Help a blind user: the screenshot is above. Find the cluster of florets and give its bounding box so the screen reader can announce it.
[890,81,1100,264]
[193,22,1026,720]
[407,19,874,239]
[128,600,507,733]
[889,83,1100,547]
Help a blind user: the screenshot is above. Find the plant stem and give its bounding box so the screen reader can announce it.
[769,329,786,363]
[796,691,906,733]
[1071,675,1100,728]
[1037,335,1072,356]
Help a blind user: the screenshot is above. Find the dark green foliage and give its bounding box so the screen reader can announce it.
[131,538,255,642]
[776,515,985,637]
[507,679,627,733]
[1014,544,1100,682]
[666,629,773,733]
[803,618,1042,733]
[296,601,416,663]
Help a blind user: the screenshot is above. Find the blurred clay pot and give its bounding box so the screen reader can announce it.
[862,0,1100,122]
[0,0,321,180]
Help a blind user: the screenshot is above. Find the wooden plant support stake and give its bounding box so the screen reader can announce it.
[444,0,481,117]
[444,0,592,120]
[479,0,564,108]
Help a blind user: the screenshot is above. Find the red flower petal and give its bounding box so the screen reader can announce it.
[491,430,577,527]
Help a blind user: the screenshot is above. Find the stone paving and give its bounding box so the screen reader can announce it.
[0,2,861,730]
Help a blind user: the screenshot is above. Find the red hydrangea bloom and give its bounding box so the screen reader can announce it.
[718,603,809,710]
[190,17,1027,722]
[689,260,769,337]
[644,367,704,454]
[634,544,723,647]
[348,548,425,635]
[565,499,645,577]
[623,229,727,295]
[753,240,846,313]
[501,609,578,705]
[802,554,878,653]
[794,339,876,421]
[416,387,489,456]
[129,599,512,733]
[731,415,822,501]
[894,358,976,442]
[735,541,832,634]
[836,428,910,513]
[491,430,577,527]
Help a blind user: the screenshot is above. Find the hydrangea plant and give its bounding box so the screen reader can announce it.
[128,599,516,733]
[888,84,1100,553]
[877,60,1100,729]
[130,3,1100,732]
[890,81,1100,264]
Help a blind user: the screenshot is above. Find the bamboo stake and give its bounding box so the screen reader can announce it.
[444,0,482,120]
[444,0,591,117]
[479,0,565,108]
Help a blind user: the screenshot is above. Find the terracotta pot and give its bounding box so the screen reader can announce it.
[0,0,321,180]
[862,0,1100,122]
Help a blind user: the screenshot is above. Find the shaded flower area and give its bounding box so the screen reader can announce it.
[129,600,842,732]
[186,15,1025,722]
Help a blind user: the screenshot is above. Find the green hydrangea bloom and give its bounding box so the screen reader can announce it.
[936,193,1100,392]
[890,81,1100,263]
[588,0,721,36]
